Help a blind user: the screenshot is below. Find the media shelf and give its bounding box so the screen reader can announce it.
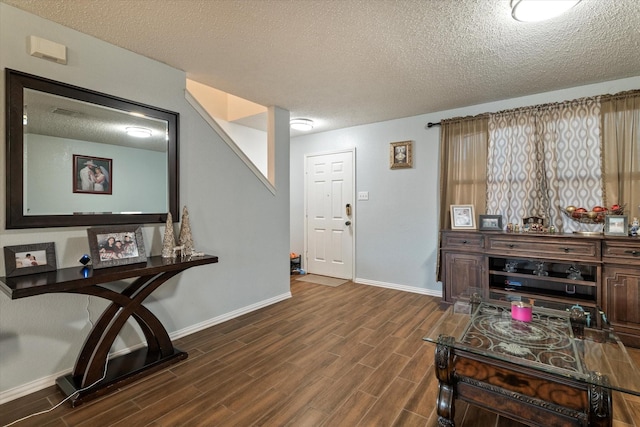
[441,231,607,330]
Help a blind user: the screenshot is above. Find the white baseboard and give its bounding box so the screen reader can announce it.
[354,277,442,298]
[0,292,292,405]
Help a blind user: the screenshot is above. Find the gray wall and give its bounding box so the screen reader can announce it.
[0,4,290,398]
[290,76,640,295]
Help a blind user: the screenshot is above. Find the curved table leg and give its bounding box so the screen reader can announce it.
[435,335,456,427]
[56,270,186,404]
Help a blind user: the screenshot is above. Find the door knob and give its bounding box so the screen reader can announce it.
[345,221,352,226]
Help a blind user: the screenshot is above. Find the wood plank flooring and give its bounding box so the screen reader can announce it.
[2,277,640,426]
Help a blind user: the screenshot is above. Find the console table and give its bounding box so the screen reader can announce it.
[0,255,218,406]
[424,301,640,426]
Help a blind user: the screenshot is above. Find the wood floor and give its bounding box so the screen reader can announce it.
[2,277,640,426]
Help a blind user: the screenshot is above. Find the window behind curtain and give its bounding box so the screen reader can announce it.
[602,92,640,220]
[438,117,488,231]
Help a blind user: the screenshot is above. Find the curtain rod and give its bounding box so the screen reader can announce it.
[424,90,640,131]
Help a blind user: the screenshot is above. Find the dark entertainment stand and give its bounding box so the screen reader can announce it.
[0,255,218,406]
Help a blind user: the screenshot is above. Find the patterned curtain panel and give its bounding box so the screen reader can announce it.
[487,98,603,233]
[487,111,542,226]
[540,98,603,233]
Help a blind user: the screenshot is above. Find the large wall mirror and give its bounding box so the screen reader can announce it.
[6,69,179,228]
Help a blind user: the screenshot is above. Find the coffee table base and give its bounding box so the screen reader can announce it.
[435,339,612,427]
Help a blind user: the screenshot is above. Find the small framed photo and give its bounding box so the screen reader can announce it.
[3,242,57,277]
[450,205,476,230]
[87,226,147,269]
[73,154,112,195]
[479,215,503,231]
[604,215,628,236]
[390,141,413,169]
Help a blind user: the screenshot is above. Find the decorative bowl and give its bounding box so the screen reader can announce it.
[561,205,625,224]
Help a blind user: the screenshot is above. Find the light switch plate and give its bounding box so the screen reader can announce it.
[358,191,369,201]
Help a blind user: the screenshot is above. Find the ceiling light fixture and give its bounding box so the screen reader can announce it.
[290,118,314,131]
[126,126,152,138]
[511,0,581,22]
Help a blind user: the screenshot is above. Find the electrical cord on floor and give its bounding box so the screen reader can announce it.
[2,296,109,427]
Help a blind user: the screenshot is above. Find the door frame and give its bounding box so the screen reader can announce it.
[303,147,356,280]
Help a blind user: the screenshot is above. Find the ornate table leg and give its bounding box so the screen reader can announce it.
[588,372,612,427]
[435,335,456,427]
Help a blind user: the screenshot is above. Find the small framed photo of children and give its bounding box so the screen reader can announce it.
[450,205,476,230]
[3,242,57,277]
[479,215,503,231]
[73,155,112,195]
[87,226,147,269]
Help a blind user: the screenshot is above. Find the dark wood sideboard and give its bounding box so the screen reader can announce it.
[0,255,218,406]
[440,230,640,348]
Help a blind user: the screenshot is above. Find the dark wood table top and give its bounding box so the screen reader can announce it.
[0,255,218,299]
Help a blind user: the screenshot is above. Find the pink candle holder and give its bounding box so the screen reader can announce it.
[511,302,532,322]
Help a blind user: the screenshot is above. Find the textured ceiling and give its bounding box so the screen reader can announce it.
[3,0,640,134]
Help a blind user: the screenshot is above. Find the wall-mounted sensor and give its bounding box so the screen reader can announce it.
[29,35,67,64]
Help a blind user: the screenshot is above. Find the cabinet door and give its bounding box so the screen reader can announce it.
[443,252,485,303]
[603,266,640,346]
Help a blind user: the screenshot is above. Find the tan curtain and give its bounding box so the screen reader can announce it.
[438,116,488,231]
[487,98,603,233]
[602,91,640,220]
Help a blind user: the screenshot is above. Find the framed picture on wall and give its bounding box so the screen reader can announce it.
[604,215,628,236]
[479,214,503,231]
[450,205,476,230]
[3,242,57,277]
[73,154,112,195]
[390,141,413,169]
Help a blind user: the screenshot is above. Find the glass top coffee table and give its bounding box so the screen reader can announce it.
[423,301,640,427]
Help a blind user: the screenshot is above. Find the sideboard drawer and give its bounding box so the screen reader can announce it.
[486,236,600,261]
[603,239,640,265]
[441,232,484,252]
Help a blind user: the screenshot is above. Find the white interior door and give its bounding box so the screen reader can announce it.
[305,150,354,279]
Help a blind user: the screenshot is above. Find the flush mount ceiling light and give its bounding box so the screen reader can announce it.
[290,118,314,131]
[511,0,581,22]
[125,126,152,138]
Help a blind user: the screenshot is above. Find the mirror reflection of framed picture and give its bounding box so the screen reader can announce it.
[604,215,628,236]
[450,205,476,230]
[73,154,112,195]
[479,214,503,231]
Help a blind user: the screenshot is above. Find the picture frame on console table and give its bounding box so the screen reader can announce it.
[3,242,57,277]
[604,215,628,236]
[450,204,476,230]
[87,225,147,269]
[479,214,503,231]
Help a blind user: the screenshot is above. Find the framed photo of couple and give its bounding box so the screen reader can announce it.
[73,154,112,195]
[3,242,57,277]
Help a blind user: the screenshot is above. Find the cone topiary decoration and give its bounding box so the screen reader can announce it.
[178,206,194,256]
[161,212,176,258]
